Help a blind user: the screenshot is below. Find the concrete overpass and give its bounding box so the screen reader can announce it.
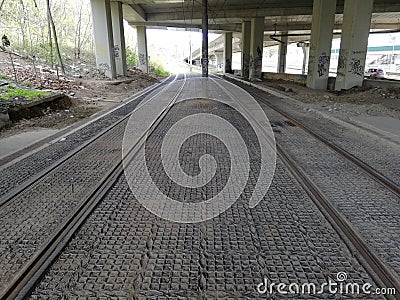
[90,0,400,90]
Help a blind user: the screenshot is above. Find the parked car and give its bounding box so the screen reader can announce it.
[364,67,386,79]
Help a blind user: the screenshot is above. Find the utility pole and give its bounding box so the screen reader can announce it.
[189,39,193,73]
[201,0,208,77]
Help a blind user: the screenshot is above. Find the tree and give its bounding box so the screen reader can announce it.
[45,0,64,73]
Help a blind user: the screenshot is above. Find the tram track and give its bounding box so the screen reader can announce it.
[1,73,398,298]
[223,76,400,197]
[0,74,180,208]
[211,76,400,299]
[0,74,188,300]
[0,74,182,201]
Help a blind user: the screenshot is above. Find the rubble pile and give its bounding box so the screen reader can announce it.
[369,87,400,99]
[1,66,77,93]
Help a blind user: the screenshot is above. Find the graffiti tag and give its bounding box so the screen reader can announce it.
[349,58,364,76]
[317,53,330,77]
[139,53,146,66]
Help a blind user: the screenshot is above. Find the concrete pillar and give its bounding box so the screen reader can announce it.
[302,45,310,75]
[306,0,337,90]
[90,0,116,78]
[202,0,209,77]
[111,1,127,76]
[136,26,149,73]
[224,32,233,74]
[249,17,264,80]
[215,52,224,70]
[277,33,288,73]
[241,21,251,79]
[335,0,374,90]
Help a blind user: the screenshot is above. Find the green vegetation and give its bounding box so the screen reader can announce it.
[126,47,138,67]
[150,59,169,76]
[0,0,94,68]
[0,86,51,100]
[0,73,7,80]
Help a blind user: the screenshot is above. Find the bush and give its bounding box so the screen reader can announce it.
[150,59,169,76]
[126,47,138,67]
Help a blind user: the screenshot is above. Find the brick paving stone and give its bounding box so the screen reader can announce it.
[30,94,381,299]
[229,79,400,187]
[0,76,177,198]
[0,120,127,292]
[221,79,400,282]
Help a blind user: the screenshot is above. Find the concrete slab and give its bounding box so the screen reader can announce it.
[352,115,400,137]
[0,128,59,160]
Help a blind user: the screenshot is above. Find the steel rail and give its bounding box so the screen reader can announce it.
[210,76,400,299]
[0,74,179,208]
[223,76,400,197]
[0,73,188,300]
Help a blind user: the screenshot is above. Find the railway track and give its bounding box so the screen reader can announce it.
[211,76,400,299]
[1,74,398,298]
[0,74,180,208]
[0,74,183,201]
[0,74,188,300]
[223,76,400,197]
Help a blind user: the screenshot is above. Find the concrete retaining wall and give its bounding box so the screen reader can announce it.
[0,94,71,131]
[363,78,400,89]
[262,72,307,85]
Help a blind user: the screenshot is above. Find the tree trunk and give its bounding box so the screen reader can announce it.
[45,0,64,74]
[46,5,53,66]
[74,2,83,60]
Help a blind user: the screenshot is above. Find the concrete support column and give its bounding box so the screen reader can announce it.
[335,0,374,90]
[215,52,224,69]
[111,1,127,76]
[202,0,209,77]
[90,0,116,79]
[224,32,233,74]
[136,26,149,73]
[306,0,337,89]
[241,21,251,79]
[277,33,288,73]
[249,17,264,80]
[302,45,310,75]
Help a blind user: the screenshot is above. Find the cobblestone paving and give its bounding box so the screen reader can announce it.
[0,120,127,292]
[222,82,400,280]
[0,76,177,199]
[268,112,400,280]
[30,98,380,299]
[228,79,400,187]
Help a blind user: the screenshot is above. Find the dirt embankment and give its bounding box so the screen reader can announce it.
[0,50,161,138]
[260,79,400,119]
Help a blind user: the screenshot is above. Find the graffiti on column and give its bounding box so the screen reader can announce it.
[337,49,348,78]
[352,50,366,55]
[349,58,364,76]
[253,46,263,78]
[139,53,146,66]
[114,45,120,58]
[317,52,330,77]
[98,63,110,75]
[337,55,347,70]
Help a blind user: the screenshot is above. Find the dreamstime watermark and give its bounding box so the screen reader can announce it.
[122,77,276,223]
[257,272,397,296]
